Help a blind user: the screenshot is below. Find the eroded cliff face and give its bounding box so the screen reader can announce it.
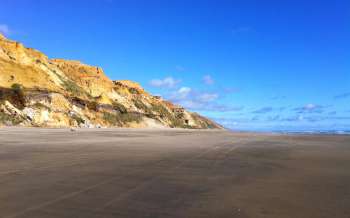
[0,34,223,129]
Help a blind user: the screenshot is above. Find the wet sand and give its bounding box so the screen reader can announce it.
[0,128,349,218]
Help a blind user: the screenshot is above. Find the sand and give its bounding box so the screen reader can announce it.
[0,128,349,218]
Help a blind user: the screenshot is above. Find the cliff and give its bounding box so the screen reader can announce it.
[0,34,223,129]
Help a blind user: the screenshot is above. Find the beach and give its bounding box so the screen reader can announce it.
[0,128,349,218]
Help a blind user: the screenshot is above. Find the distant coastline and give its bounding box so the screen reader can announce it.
[231,129,350,135]
[278,130,350,135]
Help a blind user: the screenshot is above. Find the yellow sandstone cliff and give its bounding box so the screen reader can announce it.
[0,34,223,129]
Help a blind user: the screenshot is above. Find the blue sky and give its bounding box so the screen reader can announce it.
[1,0,349,131]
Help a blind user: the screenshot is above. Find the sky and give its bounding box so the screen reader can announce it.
[1,0,349,131]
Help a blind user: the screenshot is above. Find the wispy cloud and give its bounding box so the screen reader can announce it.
[301,115,350,122]
[271,95,286,100]
[280,115,305,122]
[293,104,327,114]
[328,111,337,115]
[253,107,273,114]
[334,92,350,99]
[267,113,350,123]
[149,77,181,88]
[169,87,218,103]
[211,117,249,126]
[266,115,281,122]
[251,106,286,114]
[251,115,260,121]
[206,105,243,112]
[166,86,242,112]
[173,87,192,99]
[0,24,10,36]
[182,101,243,112]
[202,75,214,85]
[197,93,218,102]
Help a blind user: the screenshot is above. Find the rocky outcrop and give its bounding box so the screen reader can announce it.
[0,34,223,129]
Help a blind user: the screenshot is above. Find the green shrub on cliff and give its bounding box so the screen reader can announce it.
[62,80,84,96]
[10,83,26,109]
[103,112,142,126]
[151,103,171,118]
[0,112,24,125]
[112,101,127,113]
[133,98,150,113]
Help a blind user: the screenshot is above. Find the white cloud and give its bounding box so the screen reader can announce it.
[298,115,304,121]
[149,77,181,88]
[197,93,218,102]
[169,87,218,103]
[166,87,229,112]
[0,24,10,36]
[202,75,214,85]
[176,87,192,99]
[304,104,316,110]
[177,100,202,109]
[167,87,192,102]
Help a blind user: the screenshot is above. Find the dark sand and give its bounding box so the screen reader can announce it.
[0,128,349,218]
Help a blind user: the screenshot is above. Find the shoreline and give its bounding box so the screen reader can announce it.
[1,126,349,135]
